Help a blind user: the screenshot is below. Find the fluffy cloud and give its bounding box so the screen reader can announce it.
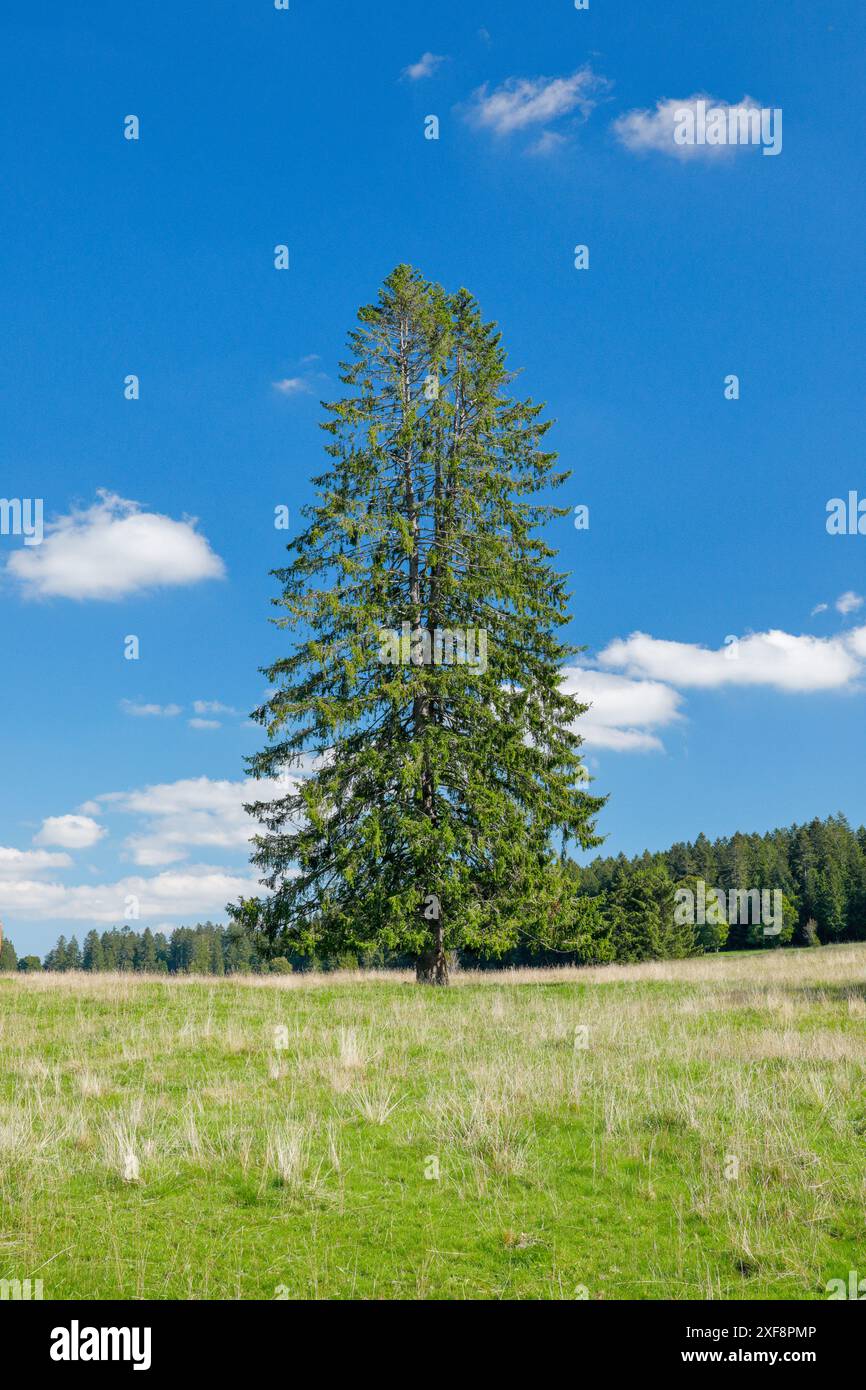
[598,628,866,693]
[7,491,225,601]
[466,67,607,138]
[34,815,106,850]
[402,52,446,81]
[186,699,240,731]
[0,847,72,878]
[846,628,866,659]
[836,591,864,616]
[529,130,568,157]
[121,700,183,718]
[192,700,237,716]
[562,666,683,753]
[92,774,297,867]
[0,865,262,922]
[272,377,311,396]
[0,773,301,923]
[613,94,765,159]
[566,620,866,754]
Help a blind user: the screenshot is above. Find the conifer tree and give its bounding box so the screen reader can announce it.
[100,929,119,970]
[135,927,159,973]
[0,934,17,973]
[82,930,104,972]
[232,266,604,982]
[45,935,68,972]
[675,873,729,953]
[607,864,681,961]
[814,864,846,940]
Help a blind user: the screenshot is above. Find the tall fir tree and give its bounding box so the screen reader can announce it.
[135,927,159,972]
[45,935,68,972]
[231,266,604,982]
[814,864,846,941]
[674,873,725,952]
[82,930,104,972]
[606,866,667,962]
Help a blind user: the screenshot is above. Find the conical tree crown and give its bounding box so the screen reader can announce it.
[232,267,604,966]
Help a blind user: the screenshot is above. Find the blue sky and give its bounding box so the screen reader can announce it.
[2,0,864,955]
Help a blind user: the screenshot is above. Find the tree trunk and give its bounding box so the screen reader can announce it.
[415,921,449,985]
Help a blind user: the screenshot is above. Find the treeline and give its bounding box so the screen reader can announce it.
[575,813,866,950]
[0,924,297,976]
[0,923,376,976]
[452,811,866,966]
[2,815,864,975]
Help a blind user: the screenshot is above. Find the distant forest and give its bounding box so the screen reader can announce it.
[2,814,864,975]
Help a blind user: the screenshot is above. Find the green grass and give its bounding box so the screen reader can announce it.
[1,945,865,1300]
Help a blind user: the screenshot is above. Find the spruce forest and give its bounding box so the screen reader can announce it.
[8,812,863,974]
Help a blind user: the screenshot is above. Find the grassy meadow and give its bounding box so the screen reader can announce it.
[1,945,865,1300]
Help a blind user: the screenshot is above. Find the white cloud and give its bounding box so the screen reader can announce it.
[846,628,866,659]
[811,602,829,616]
[34,815,106,850]
[613,94,763,159]
[598,628,866,693]
[564,619,866,754]
[192,700,237,716]
[0,865,263,923]
[529,130,567,157]
[402,52,446,81]
[0,775,297,925]
[92,774,297,867]
[272,377,311,396]
[188,718,221,730]
[0,847,72,878]
[836,591,864,616]
[562,666,683,753]
[467,67,607,137]
[121,700,183,718]
[7,491,225,601]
